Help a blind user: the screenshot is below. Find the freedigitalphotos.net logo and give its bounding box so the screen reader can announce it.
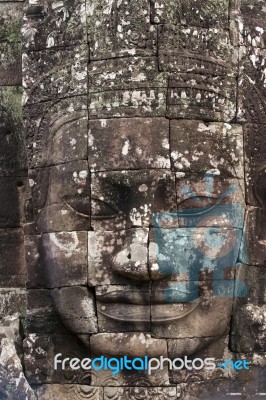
[152,173,248,300]
[54,354,251,375]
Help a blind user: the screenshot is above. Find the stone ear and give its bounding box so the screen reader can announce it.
[253,166,266,242]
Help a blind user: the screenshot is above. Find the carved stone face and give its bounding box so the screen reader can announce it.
[26,109,247,387]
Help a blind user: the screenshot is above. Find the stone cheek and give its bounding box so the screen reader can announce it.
[42,231,88,288]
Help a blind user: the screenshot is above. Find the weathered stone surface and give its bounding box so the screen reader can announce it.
[87,0,156,60]
[36,385,103,400]
[90,332,167,358]
[0,318,22,366]
[0,289,26,318]
[158,25,237,74]
[239,207,266,266]
[238,46,266,123]
[52,286,98,334]
[42,231,88,288]
[24,334,90,384]
[0,228,26,287]
[29,161,91,232]
[0,3,22,42]
[91,169,176,231]
[0,338,36,399]
[238,0,266,48]
[104,387,178,400]
[22,0,87,50]
[26,289,67,334]
[0,41,22,86]
[24,96,88,168]
[0,178,21,228]
[168,335,229,360]
[170,121,244,178]
[244,124,266,206]
[0,3,23,85]
[25,235,48,288]
[89,57,167,118]
[168,335,233,384]
[150,0,230,27]
[90,333,169,386]
[89,118,170,171]
[89,57,166,93]
[96,284,151,333]
[23,45,87,105]
[151,280,233,338]
[179,379,241,399]
[89,85,167,118]
[166,73,237,122]
[0,87,27,176]
[23,178,38,232]
[230,265,266,353]
[180,360,266,398]
[88,229,149,286]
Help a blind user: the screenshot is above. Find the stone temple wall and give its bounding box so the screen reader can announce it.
[0,1,266,399]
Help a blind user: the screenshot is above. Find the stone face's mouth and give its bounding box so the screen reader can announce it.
[96,289,150,305]
[97,289,201,323]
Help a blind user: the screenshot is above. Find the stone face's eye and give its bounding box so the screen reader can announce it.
[178,196,219,211]
[64,195,91,218]
[91,198,119,219]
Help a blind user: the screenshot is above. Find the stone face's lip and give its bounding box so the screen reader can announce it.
[97,298,201,323]
[97,288,200,304]
[151,301,201,322]
[96,290,150,305]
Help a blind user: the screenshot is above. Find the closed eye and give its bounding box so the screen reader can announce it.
[91,198,119,220]
[64,195,91,218]
[178,196,219,210]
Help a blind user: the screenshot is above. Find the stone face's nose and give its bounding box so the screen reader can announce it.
[111,227,180,282]
[111,228,150,281]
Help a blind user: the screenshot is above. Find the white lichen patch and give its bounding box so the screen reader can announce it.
[49,232,79,257]
[122,139,130,156]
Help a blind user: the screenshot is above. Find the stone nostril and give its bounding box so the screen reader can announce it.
[127,253,131,260]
